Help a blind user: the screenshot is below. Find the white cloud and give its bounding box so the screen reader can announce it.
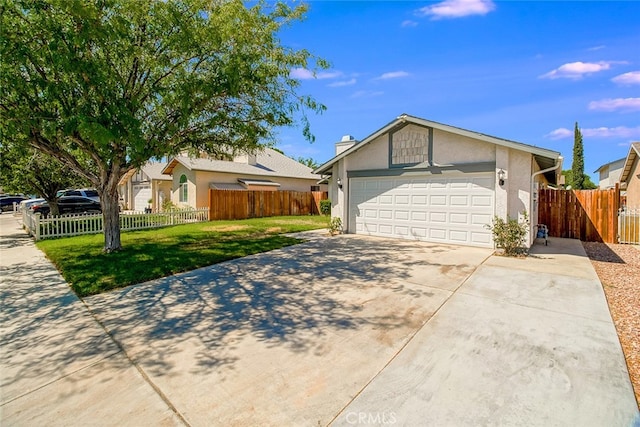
[539,61,623,80]
[351,90,384,99]
[545,128,573,140]
[612,71,640,85]
[588,98,640,112]
[587,45,606,51]
[328,78,357,88]
[546,126,640,140]
[290,68,343,80]
[401,20,418,27]
[417,0,496,20]
[375,71,410,80]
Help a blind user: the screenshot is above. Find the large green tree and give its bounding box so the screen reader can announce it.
[1,0,326,252]
[0,142,90,215]
[571,122,586,189]
[561,169,597,190]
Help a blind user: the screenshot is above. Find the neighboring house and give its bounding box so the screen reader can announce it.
[594,157,625,189]
[314,114,562,248]
[620,142,640,208]
[118,162,172,211]
[162,148,325,209]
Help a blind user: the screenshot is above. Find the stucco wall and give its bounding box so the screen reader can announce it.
[625,158,640,208]
[170,164,198,208]
[433,128,496,164]
[344,134,388,171]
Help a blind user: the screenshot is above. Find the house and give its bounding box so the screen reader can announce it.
[161,148,325,209]
[314,114,562,248]
[594,157,626,189]
[620,142,640,208]
[118,162,172,211]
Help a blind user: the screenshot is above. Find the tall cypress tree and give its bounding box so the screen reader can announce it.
[571,122,585,190]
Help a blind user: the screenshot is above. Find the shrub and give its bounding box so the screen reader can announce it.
[319,199,331,216]
[485,211,529,256]
[161,198,177,212]
[328,217,342,235]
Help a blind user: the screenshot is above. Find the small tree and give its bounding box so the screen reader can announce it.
[562,169,597,190]
[486,211,529,256]
[0,143,90,215]
[571,122,586,189]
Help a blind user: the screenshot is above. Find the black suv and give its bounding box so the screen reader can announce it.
[31,196,102,216]
[0,196,28,212]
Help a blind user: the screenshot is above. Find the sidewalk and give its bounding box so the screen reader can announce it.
[0,214,182,426]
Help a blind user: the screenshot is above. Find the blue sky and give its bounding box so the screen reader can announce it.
[274,0,640,179]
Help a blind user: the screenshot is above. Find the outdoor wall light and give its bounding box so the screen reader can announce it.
[337,177,343,189]
[497,169,505,186]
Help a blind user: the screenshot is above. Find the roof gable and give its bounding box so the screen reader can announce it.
[162,148,319,180]
[315,113,561,175]
[620,142,640,183]
[593,157,626,174]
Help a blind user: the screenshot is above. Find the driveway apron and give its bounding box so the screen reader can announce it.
[83,235,492,426]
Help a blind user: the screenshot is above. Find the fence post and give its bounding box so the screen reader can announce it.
[35,213,41,241]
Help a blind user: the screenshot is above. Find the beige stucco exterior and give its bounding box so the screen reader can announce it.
[168,164,322,209]
[324,121,559,248]
[624,157,640,208]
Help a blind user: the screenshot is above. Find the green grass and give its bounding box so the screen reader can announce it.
[36,215,328,297]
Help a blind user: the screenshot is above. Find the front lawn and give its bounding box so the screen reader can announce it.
[37,216,328,297]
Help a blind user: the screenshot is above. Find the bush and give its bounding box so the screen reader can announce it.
[328,217,342,235]
[485,211,529,256]
[319,199,331,216]
[161,198,177,212]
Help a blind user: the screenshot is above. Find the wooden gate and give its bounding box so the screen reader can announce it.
[538,186,620,243]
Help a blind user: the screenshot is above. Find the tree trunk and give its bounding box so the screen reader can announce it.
[47,199,60,216]
[102,181,122,253]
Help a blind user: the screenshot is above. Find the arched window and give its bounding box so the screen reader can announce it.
[179,174,188,203]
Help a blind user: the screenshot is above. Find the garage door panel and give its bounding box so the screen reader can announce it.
[395,195,410,205]
[450,195,469,206]
[430,212,447,222]
[349,173,495,248]
[449,213,469,224]
[449,230,469,243]
[431,195,447,205]
[411,211,427,221]
[412,195,427,205]
[472,195,492,207]
[395,210,410,220]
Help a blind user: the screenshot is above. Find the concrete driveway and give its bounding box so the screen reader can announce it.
[83,234,493,426]
[2,214,638,426]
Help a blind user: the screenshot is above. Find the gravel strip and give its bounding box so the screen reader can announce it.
[583,242,640,408]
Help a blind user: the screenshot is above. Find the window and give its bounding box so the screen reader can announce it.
[311,185,321,192]
[179,175,188,203]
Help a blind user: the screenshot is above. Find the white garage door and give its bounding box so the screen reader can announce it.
[133,185,151,211]
[349,174,495,247]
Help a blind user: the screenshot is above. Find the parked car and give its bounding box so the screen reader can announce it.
[56,188,100,202]
[0,196,28,212]
[30,196,102,217]
[19,198,46,211]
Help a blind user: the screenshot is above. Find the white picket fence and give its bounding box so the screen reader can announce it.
[22,208,209,240]
[618,207,640,244]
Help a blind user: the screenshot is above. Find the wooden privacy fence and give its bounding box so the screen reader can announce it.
[209,190,328,221]
[538,187,620,243]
